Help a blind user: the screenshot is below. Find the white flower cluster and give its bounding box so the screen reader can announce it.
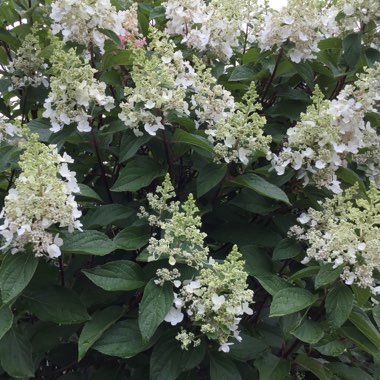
[191,57,235,129]
[206,82,271,164]
[119,3,146,49]
[0,119,23,144]
[165,246,253,352]
[50,0,126,53]
[0,133,82,258]
[290,182,380,294]
[272,64,380,193]
[335,0,380,36]
[43,41,114,133]
[119,30,195,136]
[164,0,264,61]
[258,0,339,62]
[141,175,253,351]
[8,29,48,90]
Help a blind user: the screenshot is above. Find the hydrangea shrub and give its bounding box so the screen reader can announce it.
[0,0,379,379]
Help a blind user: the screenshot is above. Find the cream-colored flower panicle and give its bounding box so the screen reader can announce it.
[140,174,209,268]
[290,182,380,294]
[273,64,380,193]
[43,40,114,133]
[0,134,82,258]
[0,119,23,144]
[8,29,48,90]
[50,0,126,53]
[164,0,265,61]
[165,246,254,352]
[118,30,194,136]
[258,0,338,62]
[207,82,271,164]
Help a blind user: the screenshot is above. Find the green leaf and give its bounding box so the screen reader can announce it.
[315,263,342,289]
[0,305,13,341]
[340,325,380,359]
[138,279,173,342]
[78,306,123,361]
[102,49,133,69]
[82,260,146,291]
[230,189,278,215]
[24,286,90,325]
[291,319,324,344]
[327,363,373,380]
[255,353,290,380]
[150,334,206,380]
[349,307,380,348]
[111,156,164,192]
[270,288,317,317]
[336,167,366,194]
[210,352,241,380]
[273,239,302,261]
[342,33,362,68]
[292,62,315,89]
[0,252,38,303]
[0,144,21,173]
[62,230,116,256]
[197,163,226,197]
[229,333,267,361]
[114,226,150,251]
[314,340,346,356]
[93,319,155,358]
[295,354,333,380]
[326,283,353,328]
[255,274,292,296]
[172,129,214,154]
[229,64,256,82]
[241,246,272,276]
[373,305,380,329]
[77,184,104,202]
[0,328,34,378]
[82,204,134,228]
[230,173,290,205]
[119,130,151,162]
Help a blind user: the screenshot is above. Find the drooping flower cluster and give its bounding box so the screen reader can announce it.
[50,0,126,53]
[118,30,195,136]
[258,0,339,62]
[142,175,253,351]
[207,82,271,164]
[164,0,265,61]
[43,40,114,132]
[290,182,380,294]
[8,29,48,90]
[139,174,209,268]
[0,133,82,258]
[272,64,380,193]
[165,246,253,352]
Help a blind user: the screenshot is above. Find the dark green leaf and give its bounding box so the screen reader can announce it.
[0,328,34,378]
[349,307,380,348]
[270,288,317,317]
[111,156,164,192]
[326,283,353,328]
[314,340,346,356]
[210,352,241,380]
[114,225,150,251]
[119,130,151,162]
[327,363,372,380]
[273,239,302,261]
[291,319,324,344]
[197,163,226,197]
[255,353,290,380]
[0,305,13,341]
[77,184,104,202]
[229,64,256,81]
[255,274,292,296]
[102,49,133,69]
[78,306,123,360]
[82,204,134,228]
[230,173,290,205]
[172,129,214,154]
[138,279,173,342]
[296,354,333,380]
[0,252,38,303]
[342,33,361,68]
[24,286,90,325]
[93,319,155,358]
[315,263,342,289]
[82,260,146,291]
[62,230,116,256]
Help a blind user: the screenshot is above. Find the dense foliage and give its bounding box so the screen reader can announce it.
[0,0,379,379]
